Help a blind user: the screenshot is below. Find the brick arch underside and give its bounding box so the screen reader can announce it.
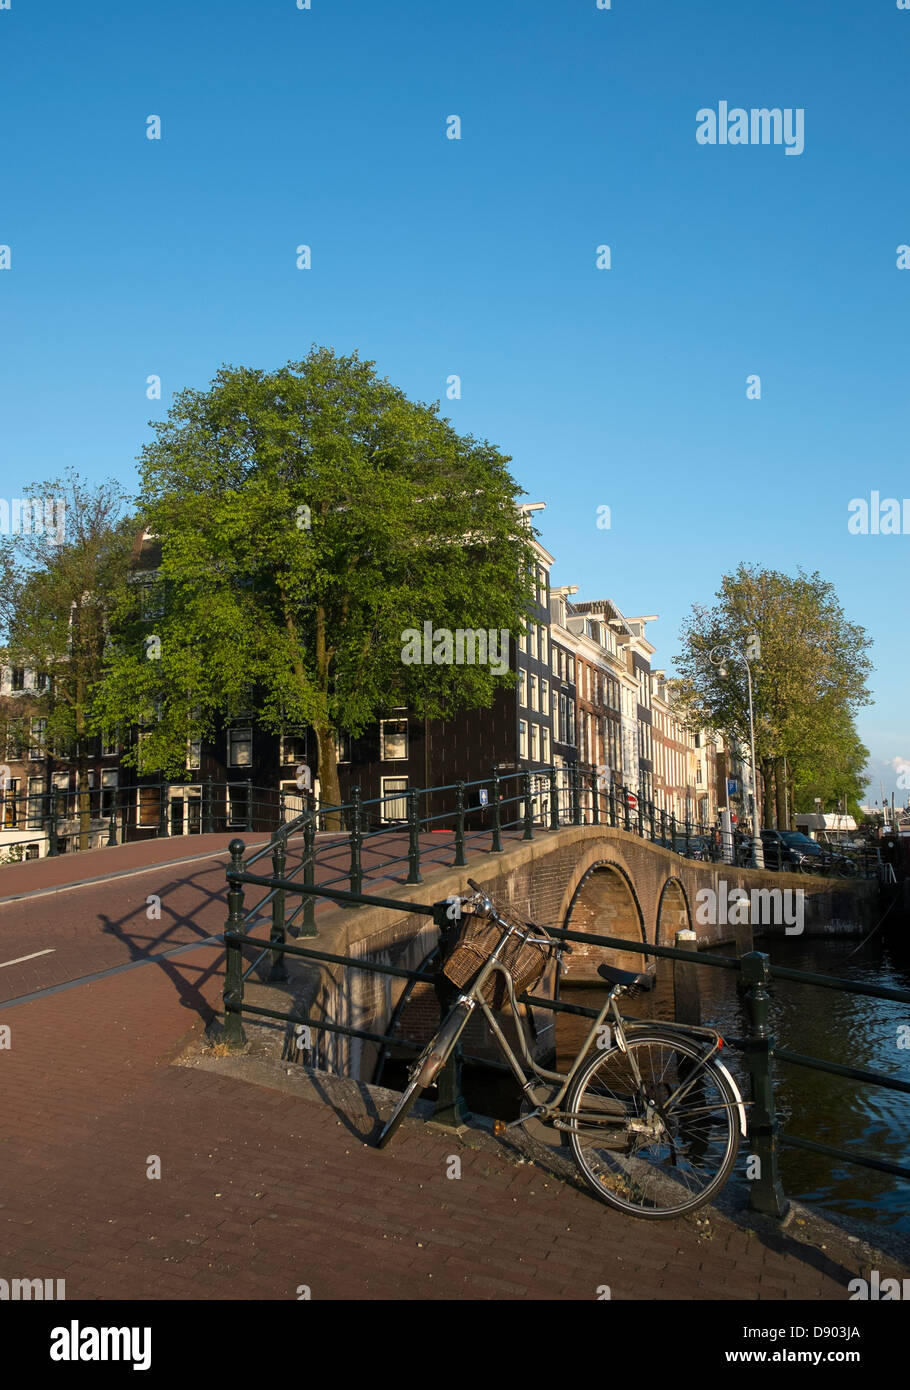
[655,877,692,945]
[562,859,648,974]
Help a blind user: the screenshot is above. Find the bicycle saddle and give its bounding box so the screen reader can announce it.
[597,963,655,991]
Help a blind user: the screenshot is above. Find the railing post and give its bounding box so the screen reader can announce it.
[203,777,214,834]
[571,765,581,825]
[454,780,467,866]
[349,786,363,896]
[670,811,677,850]
[685,817,691,857]
[673,928,701,1025]
[268,833,289,982]
[649,800,656,842]
[302,813,317,934]
[609,781,616,828]
[223,838,247,1048]
[406,788,422,884]
[522,770,534,840]
[636,795,644,838]
[106,812,117,848]
[490,765,503,853]
[590,769,600,825]
[246,777,253,831]
[623,786,631,833]
[431,899,469,1128]
[549,766,559,831]
[158,781,168,837]
[740,951,789,1219]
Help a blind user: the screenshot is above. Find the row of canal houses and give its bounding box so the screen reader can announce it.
[0,504,737,858]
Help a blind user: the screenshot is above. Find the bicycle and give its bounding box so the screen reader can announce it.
[376,880,748,1220]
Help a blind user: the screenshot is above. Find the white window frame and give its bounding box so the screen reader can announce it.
[380,717,408,762]
[380,775,408,823]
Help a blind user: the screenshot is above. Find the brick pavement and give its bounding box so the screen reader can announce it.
[1,935,902,1301]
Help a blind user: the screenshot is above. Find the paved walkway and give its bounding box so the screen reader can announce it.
[0,837,906,1301]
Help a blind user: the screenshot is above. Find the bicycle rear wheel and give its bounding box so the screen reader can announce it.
[565,1030,740,1218]
[375,1004,469,1149]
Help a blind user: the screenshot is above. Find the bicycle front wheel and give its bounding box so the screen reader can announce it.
[375,1004,469,1149]
[565,1030,740,1219]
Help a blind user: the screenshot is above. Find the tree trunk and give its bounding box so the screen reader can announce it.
[760,758,775,829]
[775,757,789,831]
[316,726,342,830]
[77,760,91,852]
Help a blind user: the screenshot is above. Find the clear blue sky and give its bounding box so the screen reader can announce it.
[1,1,907,803]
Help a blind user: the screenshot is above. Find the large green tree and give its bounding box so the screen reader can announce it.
[97,347,537,816]
[674,565,872,829]
[0,472,135,848]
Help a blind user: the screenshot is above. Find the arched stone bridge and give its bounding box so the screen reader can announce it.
[281,823,878,1078]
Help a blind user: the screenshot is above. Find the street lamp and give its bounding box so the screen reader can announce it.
[710,644,764,870]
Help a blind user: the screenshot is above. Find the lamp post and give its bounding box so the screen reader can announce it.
[710,644,764,870]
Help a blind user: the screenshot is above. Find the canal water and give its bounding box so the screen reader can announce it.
[461,932,910,1234]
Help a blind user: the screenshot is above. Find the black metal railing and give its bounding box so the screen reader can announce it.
[220,836,910,1222]
[0,778,297,859]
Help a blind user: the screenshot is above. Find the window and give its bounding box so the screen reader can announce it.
[381,776,408,822]
[568,656,575,683]
[280,781,305,822]
[36,672,49,693]
[380,718,408,761]
[519,720,528,759]
[280,730,307,765]
[540,627,548,665]
[529,674,538,712]
[2,777,18,827]
[567,699,576,744]
[27,776,45,828]
[335,732,351,763]
[530,723,539,762]
[137,730,158,773]
[227,727,252,767]
[11,667,25,692]
[101,769,118,814]
[541,678,549,713]
[529,625,538,661]
[29,718,46,760]
[559,695,567,743]
[227,783,251,827]
[518,668,527,706]
[101,727,119,757]
[519,627,527,654]
[137,785,161,828]
[552,647,559,676]
[187,738,201,771]
[5,720,25,759]
[139,578,165,620]
[542,727,551,763]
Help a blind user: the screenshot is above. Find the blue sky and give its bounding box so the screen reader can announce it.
[0,1,907,804]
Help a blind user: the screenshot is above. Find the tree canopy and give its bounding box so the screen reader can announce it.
[96,346,538,808]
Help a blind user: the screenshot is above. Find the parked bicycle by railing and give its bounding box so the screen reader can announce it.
[376,879,748,1219]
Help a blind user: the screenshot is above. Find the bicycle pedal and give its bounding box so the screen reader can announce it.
[494,1117,526,1135]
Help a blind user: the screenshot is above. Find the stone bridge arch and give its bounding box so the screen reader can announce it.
[560,854,648,979]
[655,876,692,945]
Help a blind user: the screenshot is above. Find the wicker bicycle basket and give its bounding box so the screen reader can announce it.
[442,906,553,1011]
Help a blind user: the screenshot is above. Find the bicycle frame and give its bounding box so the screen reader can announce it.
[447,918,732,1130]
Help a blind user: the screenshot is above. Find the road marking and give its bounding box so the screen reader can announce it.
[0,935,224,1010]
[0,948,56,969]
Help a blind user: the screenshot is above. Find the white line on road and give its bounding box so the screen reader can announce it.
[0,948,56,969]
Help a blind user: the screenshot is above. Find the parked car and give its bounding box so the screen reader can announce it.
[761,829,858,877]
[672,835,710,861]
